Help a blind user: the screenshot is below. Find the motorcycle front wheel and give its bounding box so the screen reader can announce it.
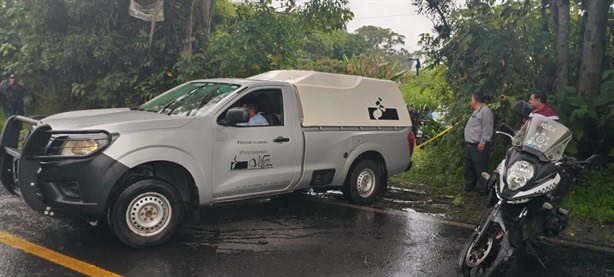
[458,222,514,277]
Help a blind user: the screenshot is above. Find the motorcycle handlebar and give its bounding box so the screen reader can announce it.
[562,154,599,171]
[500,123,517,136]
[582,154,599,165]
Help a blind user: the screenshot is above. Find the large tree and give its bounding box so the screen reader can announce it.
[354,25,406,55]
[577,0,611,102]
[200,0,215,49]
[553,0,570,91]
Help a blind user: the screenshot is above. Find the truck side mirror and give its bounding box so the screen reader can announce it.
[224,107,249,125]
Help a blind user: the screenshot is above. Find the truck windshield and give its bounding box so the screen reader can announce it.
[138,82,241,116]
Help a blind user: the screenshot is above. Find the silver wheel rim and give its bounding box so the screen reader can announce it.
[126,192,172,237]
[465,236,493,268]
[356,168,376,198]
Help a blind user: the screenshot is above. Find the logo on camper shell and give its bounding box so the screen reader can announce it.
[368,98,399,120]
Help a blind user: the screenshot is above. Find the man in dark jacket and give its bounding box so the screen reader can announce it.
[2,74,25,116]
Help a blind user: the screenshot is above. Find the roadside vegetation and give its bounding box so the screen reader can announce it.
[394,1,614,227]
[1,0,613,228]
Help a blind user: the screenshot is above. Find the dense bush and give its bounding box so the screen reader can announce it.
[562,169,614,224]
[401,1,614,224]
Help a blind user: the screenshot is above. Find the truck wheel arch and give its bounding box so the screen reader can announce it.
[106,160,200,213]
[343,150,388,193]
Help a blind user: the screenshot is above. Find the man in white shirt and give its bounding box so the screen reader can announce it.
[241,103,269,126]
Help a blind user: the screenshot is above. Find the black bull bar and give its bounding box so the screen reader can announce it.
[0,115,112,215]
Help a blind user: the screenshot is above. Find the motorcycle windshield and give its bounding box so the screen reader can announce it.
[512,114,572,162]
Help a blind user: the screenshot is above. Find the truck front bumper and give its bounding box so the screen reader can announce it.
[0,116,128,218]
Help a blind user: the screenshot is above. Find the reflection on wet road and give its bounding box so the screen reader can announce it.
[1,189,613,276]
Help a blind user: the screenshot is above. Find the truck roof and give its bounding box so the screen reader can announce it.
[248,70,412,128]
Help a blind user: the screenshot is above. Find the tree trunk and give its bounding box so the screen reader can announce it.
[185,0,196,62]
[201,0,214,50]
[577,0,610,102]
[148,0,163,56]
[542,0,550,32]
[554,0,569,92]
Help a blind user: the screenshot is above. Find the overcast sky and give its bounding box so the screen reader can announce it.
[265,0,435,52]
[345,0,434,52]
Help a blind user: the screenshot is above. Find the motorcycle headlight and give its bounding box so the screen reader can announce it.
[506,161,534,191]
[61,139,99,156]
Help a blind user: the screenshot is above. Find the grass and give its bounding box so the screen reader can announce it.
[562,169,614,225]
[394,147,465,195]
[0,110,6,130]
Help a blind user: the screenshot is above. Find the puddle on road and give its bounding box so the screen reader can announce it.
[306,188,455,220]
[177,198,342,253]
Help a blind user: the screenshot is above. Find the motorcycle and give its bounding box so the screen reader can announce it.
[457,101,597,276]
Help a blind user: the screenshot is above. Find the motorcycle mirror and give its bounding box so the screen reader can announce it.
[500,123,516,135]
[513,100,532,120]
[585,154,601,166]
[496,131,514,140]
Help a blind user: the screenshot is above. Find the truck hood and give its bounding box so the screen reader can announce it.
[41,108,194,132]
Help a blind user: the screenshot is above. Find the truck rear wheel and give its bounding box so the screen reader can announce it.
[346,160,380,204]
[110,179,184,248]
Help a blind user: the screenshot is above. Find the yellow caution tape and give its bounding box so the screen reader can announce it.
[416,126,454,149]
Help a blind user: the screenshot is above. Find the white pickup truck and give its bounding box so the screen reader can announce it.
[0,70,412,247]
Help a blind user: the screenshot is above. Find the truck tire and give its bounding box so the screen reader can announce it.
[110,179,184,248]
[346,160,381,204]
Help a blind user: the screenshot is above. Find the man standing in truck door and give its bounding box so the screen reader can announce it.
[463,92,494,195]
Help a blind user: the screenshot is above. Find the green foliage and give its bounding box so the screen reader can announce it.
[344,54,410,82]
[301,30,368,60]
[562,168,614,224]
[299,0,354,32]
[354,25,407,55]
[551,72,614,158]
[296,57,347,74]
[0,0,197,110]
[199,3,303,78]
[415,1,613,160]
[0,0,357,113]
[397,147,465,194]
[407,2,560,175]
[175,1,356,80]
[400,67,447,112]
[404,0,614,226]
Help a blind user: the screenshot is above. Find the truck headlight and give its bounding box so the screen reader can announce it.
[506,161,534,191]
[61,139,99,156]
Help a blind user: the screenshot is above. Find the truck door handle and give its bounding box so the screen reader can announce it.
[273,136,290,143]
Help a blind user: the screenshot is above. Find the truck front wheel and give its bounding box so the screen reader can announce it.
[110,179,184,248]
[346,160,381,204]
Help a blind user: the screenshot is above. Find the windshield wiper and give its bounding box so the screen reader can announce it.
[130,106,156,112]
[159,85,206,115]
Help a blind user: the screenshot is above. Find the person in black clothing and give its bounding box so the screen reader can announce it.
[1,74,25,116]
[0,72,8,108]
[407,105,419,135]
[415,59,421,76]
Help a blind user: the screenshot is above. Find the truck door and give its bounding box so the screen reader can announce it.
[211,86,302,199]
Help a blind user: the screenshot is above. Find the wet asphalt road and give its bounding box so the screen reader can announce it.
[0,188,613,277]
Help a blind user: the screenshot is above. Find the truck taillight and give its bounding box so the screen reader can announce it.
[408,131,415,155]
